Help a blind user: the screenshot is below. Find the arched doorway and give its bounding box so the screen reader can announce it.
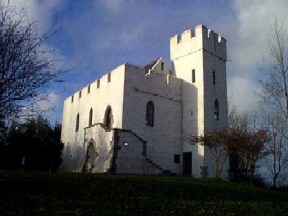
[83,143,97,173]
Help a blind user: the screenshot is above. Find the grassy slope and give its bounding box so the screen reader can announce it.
[0,172,287,216]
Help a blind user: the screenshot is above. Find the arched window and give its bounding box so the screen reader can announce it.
[105,106,113,129]
[214,99,219,120]
[146,101,154,127]
[89,108,93,127]
[75,113,80,132]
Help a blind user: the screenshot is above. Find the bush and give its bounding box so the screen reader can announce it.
[0,116,64,171]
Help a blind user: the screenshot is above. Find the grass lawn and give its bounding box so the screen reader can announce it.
[0,171,287,216]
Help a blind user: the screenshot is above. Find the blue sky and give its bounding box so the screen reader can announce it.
[5,0,288,123]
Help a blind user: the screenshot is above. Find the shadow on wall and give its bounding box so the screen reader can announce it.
[80,124,113,173]
[60,144,83,172]
[181,80,204,177]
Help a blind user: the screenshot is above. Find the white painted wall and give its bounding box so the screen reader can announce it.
[171,25,228,177]
[122,64,183,174]
[61,65,126,171]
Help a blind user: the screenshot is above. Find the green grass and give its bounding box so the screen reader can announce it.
[0,172,287,215]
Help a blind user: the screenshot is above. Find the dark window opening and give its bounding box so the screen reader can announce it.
[214,34,217,50]
[71,95,74,103]
[108,73,111,83]
[75,113,80,132]
[97,80,100,88]
[213,71,216,85]
[161,62,164,71]
[174,154,180,164]
[192,69,195,83]
[89,108,93,127]
[146,101,154,127]
[105,106,113,129]
[214,99,219,120]
[79,90,82,98]
[88,85,90,94]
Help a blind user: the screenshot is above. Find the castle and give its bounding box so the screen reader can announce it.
[60,25,228,177]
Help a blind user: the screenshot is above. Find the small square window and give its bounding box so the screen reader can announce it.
[174,154,180,164]
[97,79,100,88]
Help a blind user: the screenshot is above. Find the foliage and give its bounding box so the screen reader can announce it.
[0,2,63,123]
[189,130,229,179]
[190,127,267,181]
[228,128,268,183]
[0,116,64,171]
[0,172,287,215]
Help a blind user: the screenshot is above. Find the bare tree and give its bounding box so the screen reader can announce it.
[262,113,288,188]
[0,2,63,122]
[258,19,288,187]
[259,20,288,119]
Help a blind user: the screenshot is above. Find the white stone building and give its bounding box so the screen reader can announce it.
[61,25,228,177]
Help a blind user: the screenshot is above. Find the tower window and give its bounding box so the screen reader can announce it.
[146,101,154,127]
[192,69,195,83]
[89,108,93,127]
[75,113,80,132]
[97,79,100,88]
[161,62,164,71]
[88,85,90,94]
[108,73,111,83]
[213,71,216,85]
[79,90,82,98]
[71,95,74,103]
[214,99,219,120]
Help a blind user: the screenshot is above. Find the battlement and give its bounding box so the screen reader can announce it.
[170,25,226,61]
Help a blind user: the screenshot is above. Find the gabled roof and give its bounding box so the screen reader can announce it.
[144,57,161,74]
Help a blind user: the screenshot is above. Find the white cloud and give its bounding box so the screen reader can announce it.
[5,0,62,33]
[232,0,288,75]
[36,92,59,113]
[228,77,260,113]
[224,0,288,113]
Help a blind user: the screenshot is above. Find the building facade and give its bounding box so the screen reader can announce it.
[61,25,228,177]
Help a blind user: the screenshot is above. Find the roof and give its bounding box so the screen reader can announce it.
[143,58,161,74]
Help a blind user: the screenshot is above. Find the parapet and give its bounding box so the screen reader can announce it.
[170,25,226,61]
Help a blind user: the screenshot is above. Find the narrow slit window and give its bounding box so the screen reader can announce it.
[71,95,74,103]
[108,73,111,83]
[213,71,216,85]
[75,113,80,132]
[146,101,154,127]
[214,99,219,120]
[79,90,82,98]
[192,69,195,83]
[89,108,93,127]
[88,85,90,94]
[97,79,100,88]
[161,62,164,71]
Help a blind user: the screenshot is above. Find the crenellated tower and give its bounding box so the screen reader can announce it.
[170,25,228,177]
